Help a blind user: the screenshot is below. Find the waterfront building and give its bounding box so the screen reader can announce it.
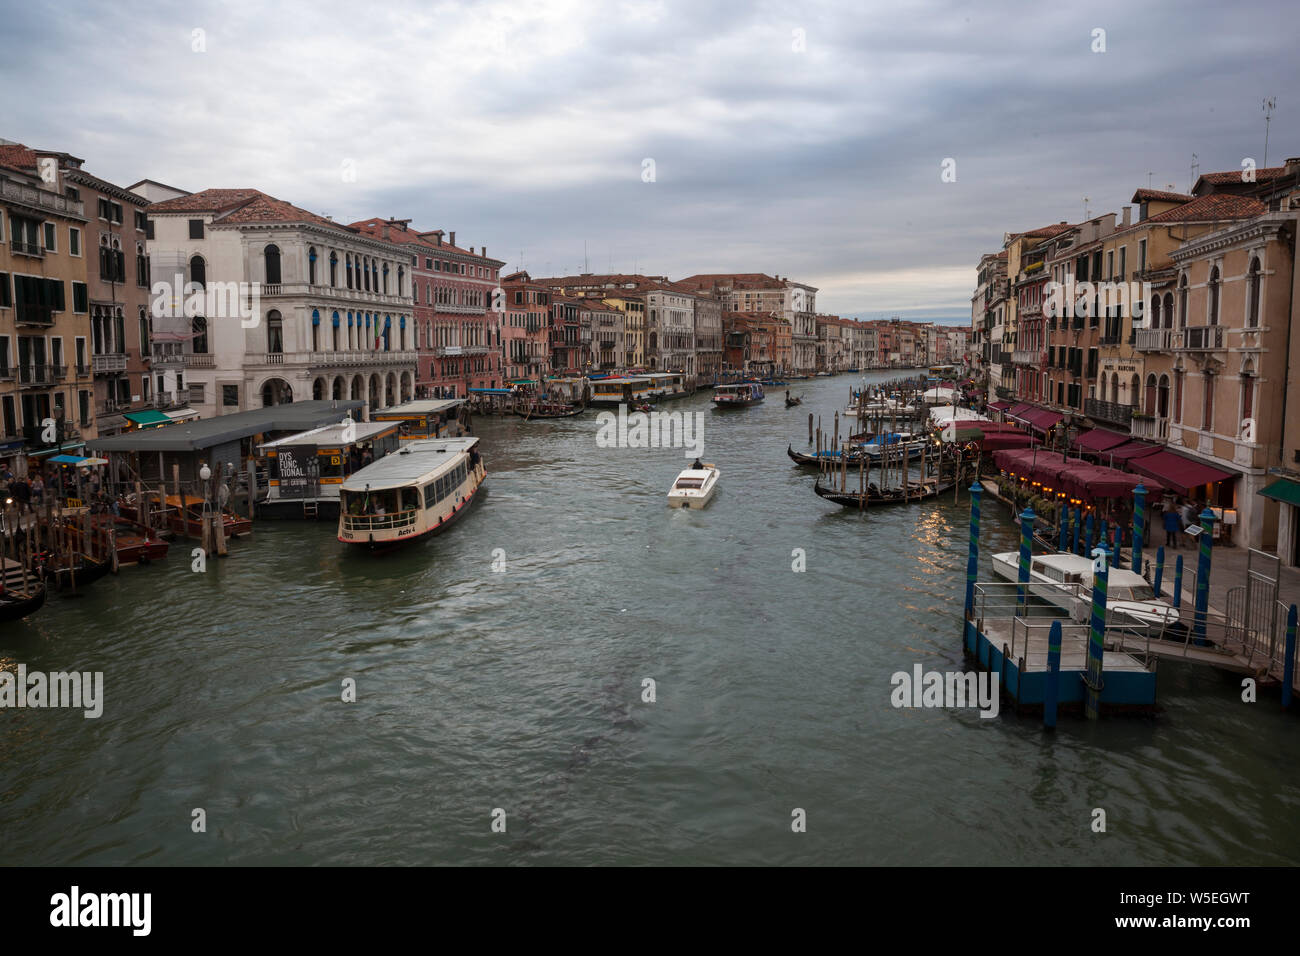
[693,291,724,380]
[582,298,624,371]
[352,222,504,399]
[0,142,96,471]
[971,250,1007,395]
[677,273,818,373]
[500,271,551,385]
[145,187,417,419]
[640,281,695,375]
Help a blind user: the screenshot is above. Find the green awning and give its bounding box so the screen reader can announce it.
[124,409,172,428]
[1259,477,1300,507]
[29,441,86,458]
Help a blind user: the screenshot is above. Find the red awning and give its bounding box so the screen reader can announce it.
[989,400,1012,412]
[1074,428,1129,453]
[1130,450,1236,497]
[1060,466,1164,500]
[1006,403,1033,419]
[1105,441,1161,463]
[1025,409,1064,433]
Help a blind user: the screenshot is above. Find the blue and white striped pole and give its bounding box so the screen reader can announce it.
[1017,507,1035,614]
[1084,558,1109,720]
[1044,619,1062,730]
[1153,546,1166,597]
[964,481,983,618]
[1132,483,1147,575]
[1193,507,1215,646]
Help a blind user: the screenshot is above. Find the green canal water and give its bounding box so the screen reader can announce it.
[3,371,1298,865]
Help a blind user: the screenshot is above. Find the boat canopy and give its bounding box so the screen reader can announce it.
[340,438,479,492]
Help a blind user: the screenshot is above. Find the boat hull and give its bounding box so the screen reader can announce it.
[813,478,954,507]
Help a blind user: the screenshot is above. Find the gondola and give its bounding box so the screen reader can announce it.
[0,556,45,621]
[787,444,865,467]
[512,401,585,420]
[812,476,955,507]
[33,551,113,592]
[785,396,803,407]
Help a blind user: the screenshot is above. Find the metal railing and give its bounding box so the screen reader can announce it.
[1130,415,1169,440]
[92,353,128,373]
[0,178,84,215]
[1174,326,1224,351]
[1084,397,1134,427]
[340,509,419,532]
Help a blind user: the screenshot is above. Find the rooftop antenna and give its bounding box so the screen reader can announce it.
[1263,96,1277,167]
[584,240,589,273]
[1189,153,1199,193]
[1147,171,1153,189]
[1082,196,1091,219]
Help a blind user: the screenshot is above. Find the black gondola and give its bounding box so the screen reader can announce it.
[512,402,585,420]
[787,444,865,467]
[785,396,803,407]
[34,552,112,592]
[812,477,955,507]
[0,558,46,621]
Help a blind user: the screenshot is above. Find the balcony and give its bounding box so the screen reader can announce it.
[151,350,184,368]
[434,345,490,358]
[184,353,215,368]
[10,240,44,258]
[1011,349,1041,365]
[1130,415,1170,441]
[0,178,84,217]
[1174,326,1224,351]
[995,386,1015,400]
[50,364,67,380]
[1135,328,1171,351]
[15,303,54,326]
[93,353,128,373]
[1084,397,1134,428]
[0,367,11,381]
[17,365,52,386]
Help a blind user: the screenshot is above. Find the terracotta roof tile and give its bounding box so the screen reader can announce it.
[1131,188,1193,203]
[1142,192,1266,224]
[1197,167,1286,185]
[148,187,263,213]
[0,143,37,175]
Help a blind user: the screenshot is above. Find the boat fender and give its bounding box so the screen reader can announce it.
[139,555,151,566]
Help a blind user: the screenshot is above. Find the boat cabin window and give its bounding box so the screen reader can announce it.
[1063,572,1084,586]
[674,478,704,489]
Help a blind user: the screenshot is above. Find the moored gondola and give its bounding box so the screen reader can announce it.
[812,476,955,507]
[512,401,585,420]
[787,444,865,467]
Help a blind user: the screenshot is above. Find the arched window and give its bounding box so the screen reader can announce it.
[1145,373,1157,415]
[1246,257,1261,327]
[1157,374,1170,418]
[189,255,206,290]
[1110,371,1119,404]
[265,244,282,285]
[1202,372,1215,429]
[382,263,390,294]
[1178,275,1188,327]
[1150,295,1161,329]
[329,251,338,287]
[1241,372,1255,428]
[346,254,353,289]
[1163,292,1174,329]
[1207,266,1220,325]
[308,247,318,285]
[267,310,283,353]
[363,258,371,292]
[398,265,405,297]
[192,316,208,354]
[139,307,150,357]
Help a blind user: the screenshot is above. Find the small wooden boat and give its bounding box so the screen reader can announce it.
[0,558,46,622]
[785,396,803,407]
[133,496,252,539]
[812,476,955,507]
[667,463,719,509]
[69,514,170,565]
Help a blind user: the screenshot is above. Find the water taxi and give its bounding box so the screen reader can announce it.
[258,421,402,519]
[337,437,485,550]
[712,382,764,408]
[371,399,467,441]
[990,551,1179,628]
[667,463,719,508]
[589,376,655,406]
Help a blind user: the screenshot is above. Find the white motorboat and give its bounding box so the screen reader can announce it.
[990,551,1179,627]
[667,463,720,509]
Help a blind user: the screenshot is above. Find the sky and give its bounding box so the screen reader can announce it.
[2,0,1296,324]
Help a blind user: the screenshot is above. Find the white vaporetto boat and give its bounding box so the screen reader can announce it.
[337,437,485,550]
[990,551,1179,627]
[667,463,720,508]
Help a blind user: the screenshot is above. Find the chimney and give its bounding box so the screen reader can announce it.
[1121,206,1131,228]
[470,247,475,255]
[449,231,456,247]
[482,246,487,258]
[382,222,390,240]
[1286,157,1300,175]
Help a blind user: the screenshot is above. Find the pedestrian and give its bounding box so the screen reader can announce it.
[1162,504,1181,548]
[10,475,29,512]
[30,473,43,506]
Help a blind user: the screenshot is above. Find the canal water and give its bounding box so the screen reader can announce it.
[3,371,1298,866]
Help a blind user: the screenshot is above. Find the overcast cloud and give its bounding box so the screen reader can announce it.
[2,0,1296,321]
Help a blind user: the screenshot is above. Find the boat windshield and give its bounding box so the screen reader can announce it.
[675,478,704,489]
[1112,585,1157,602]
[342,487,420,516]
